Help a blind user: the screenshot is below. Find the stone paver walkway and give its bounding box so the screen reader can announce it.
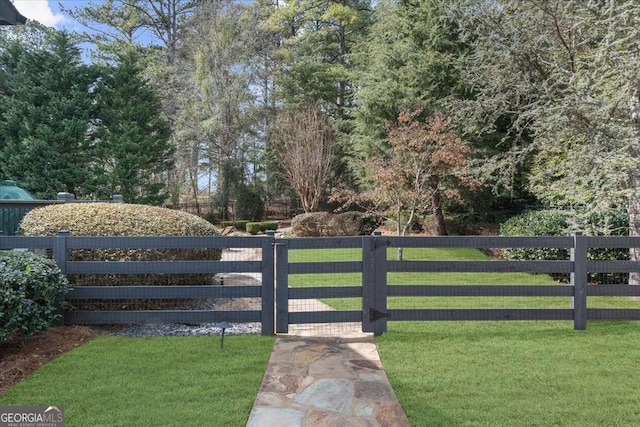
[246,336,410,427]
[224,244,410,426]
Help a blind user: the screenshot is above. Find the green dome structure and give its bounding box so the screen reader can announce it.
[0,180,35,200]
[0,180,35,235]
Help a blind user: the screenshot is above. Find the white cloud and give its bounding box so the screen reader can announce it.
[13,0,66,28]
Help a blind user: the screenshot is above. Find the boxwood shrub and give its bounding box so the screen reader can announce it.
[246,221,278,235]
[234,220,250,231]
[500,209,629,283]
[500,210,570,261]
[1,250,69,342]
[19,203,222,287]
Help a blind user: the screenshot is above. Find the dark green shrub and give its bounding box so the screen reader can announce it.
[261,221,278,232]
[246,222,261,235]
[500,209,629,283]
[202,210,218,225]
[235,186,264,221]
[234,220,250,231]
[1,251,69,342]
[500,210,569,261]
[339,211,382,235]
[246,221,278,235]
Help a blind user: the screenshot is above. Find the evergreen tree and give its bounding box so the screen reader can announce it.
[351,0,468,158]
[0,31,97,198]
[90,51,174,204]
[266,0,372,119]
[453,0,640,281]
[452,0,640,217]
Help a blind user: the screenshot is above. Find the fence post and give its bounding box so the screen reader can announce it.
[261,231,276,336]
[53,230,69,274]
[362,231,387,336]
[52,230,69,326]
[571,231,588,330]
[275,239,289,334]
[57,192,75,202]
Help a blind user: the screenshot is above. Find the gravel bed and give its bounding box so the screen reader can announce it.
[114,297,262,337]
[115,322,261,337]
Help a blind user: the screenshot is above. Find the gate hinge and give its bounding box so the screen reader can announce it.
[369,308,389,322]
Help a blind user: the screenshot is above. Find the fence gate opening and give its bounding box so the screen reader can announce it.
[275,235,378,336]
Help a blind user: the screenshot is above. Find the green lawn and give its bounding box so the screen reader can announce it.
[0,335,274,426]
[377,321,640,427]
[290,246,640,425]
[288,247,640,310]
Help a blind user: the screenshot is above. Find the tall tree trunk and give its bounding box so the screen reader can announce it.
[430,175,447,236]
[629,186,640,287]
[629,88,640,289]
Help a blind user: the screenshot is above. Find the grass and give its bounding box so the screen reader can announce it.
[0,335,274,426]
[288,247,640,310]
[377,321,640,426]
[289,245,640,425]
[4,245,637,426]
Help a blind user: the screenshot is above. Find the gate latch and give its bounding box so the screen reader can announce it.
[369,308,389,322]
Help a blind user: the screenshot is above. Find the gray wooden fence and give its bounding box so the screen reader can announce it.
[275,232,640,335]
[2,231,640,336]
[0,232,275,336]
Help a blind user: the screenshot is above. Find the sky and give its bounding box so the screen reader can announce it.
[12,0,162,52]
[13,0,78,30]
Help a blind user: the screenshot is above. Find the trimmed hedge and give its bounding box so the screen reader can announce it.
[220,220,251,230]
[20,203,222,287]
[234,220,250,231]
[500,209,629,283]
[291,212,362,237]
[1,251,69,342]
[246,221,278,235]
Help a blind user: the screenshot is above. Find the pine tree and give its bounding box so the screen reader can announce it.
[90,51,174,204]
[351,0,468,158]
[0,31,96,198]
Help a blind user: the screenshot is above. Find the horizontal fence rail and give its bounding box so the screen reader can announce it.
[2,232,640,336]
[1,233,275,335]
[384,235,574,248]
[387,260,573,273]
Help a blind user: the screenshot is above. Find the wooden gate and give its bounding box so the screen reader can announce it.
[274,234,388,335]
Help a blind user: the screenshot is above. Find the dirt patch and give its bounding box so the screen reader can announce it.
[0,326,103,395]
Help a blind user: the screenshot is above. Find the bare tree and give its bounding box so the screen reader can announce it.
[275,107,335,213]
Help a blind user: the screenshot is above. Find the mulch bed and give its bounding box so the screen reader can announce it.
[0,326,103,395]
